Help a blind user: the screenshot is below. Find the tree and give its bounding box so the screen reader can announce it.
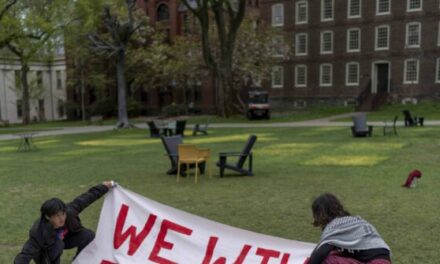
[126,32,204,112]
[0,0,18,47]
[181,0,246,117]
[4,0,71,124]
[64,0,112,121]
[230,13,291,113]
[88,0,145,128]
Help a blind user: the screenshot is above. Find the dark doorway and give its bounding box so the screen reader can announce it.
[38,99,46,121]
[376,63,389,93]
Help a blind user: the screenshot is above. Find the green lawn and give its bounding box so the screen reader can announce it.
[0,126,439,263]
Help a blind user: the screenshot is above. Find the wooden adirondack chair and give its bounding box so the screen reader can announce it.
[216,135,257,177]
[161,135,205,175]
[383,116,398,136]
[351,113,373,137]
[402,110,424,127]
[147,121,162,138]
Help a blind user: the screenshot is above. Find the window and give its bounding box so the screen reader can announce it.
[406,22,421,48]
[58,99,65,117]
[36,71,43,87]
[56,71,62,90]
[271,66,283,88]
[320,31,333,54]
[15,70,21,89]
[16,99,22,118]
[295,33,308,55]
[438,22,440,46]
[347,28,361,52]
[348,0,361,18]
[375,25,389,50]
[272,36,284,57]
[407,0,422,11]
[376,0,390,15]
[295,65,307,87]
[321,0,334,21]
[272,4,284,26]
[436,58,440,83]
[320,64,333,86]
[346,62,360,86]
[157,4,169,21]
[404,59,419,84]
[183,14,191,34]
[296,1,308,24]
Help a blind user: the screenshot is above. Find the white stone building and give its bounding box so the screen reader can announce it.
[0,55,67,124]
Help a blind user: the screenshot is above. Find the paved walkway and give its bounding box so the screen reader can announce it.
[2,112,440,141]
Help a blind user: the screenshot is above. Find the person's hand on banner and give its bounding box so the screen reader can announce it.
[102,180,117,189]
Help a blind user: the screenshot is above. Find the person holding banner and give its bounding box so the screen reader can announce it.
[14,181,115,264]
[307,193,392,264]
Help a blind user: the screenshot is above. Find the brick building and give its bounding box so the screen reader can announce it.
[260,0,440,110]
[134,0,261,114]
[135,0,215,113]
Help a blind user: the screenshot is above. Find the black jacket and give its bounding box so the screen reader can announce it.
[14,184,109,264]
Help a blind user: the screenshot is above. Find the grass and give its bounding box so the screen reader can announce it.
[0,125,439,263]
[333,100,440,122]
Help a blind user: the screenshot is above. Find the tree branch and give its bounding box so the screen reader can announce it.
[0,0,17,21]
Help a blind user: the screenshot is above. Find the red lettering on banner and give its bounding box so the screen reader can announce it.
[256,248,281,264]
[280,253,291,264]
[201,236,252,264]
[113,204,157,255]
[149,219,193,264]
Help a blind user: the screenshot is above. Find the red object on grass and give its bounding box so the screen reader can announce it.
[402,169,422,188]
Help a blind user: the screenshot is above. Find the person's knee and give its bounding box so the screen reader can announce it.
[323,254,362,264]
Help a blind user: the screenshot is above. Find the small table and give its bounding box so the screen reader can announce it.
[17,132,38,152]
[154,120,176,136]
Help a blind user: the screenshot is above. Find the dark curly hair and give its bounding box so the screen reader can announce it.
[312,193,350,229]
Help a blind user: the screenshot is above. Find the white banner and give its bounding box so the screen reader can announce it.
[74,186,315,264]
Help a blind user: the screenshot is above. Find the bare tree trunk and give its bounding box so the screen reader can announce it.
[214,70,226,117]
[21,64,31,125]
[116,50,129,128]
[80,58,86,122]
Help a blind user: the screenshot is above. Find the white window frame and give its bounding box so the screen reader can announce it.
[271,4,284,27]
[321,0,334,22]
[436,58,440,83]
[348,0,362,18]
[403,59,419,84]
[272,36,284,58]
[320,31,334,54]
[405,22,421,48]
[271,66,284,88]
[347,28,361,52]
[295,65,307,87]
[375,25,390,51]
[407,0,422,12]
[346,62,360,86]
[376,0,391,15]
[296,1,308,24]
[295,33,308,56]
[319,63,333,87]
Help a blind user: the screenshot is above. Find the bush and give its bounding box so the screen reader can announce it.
[127,99,140,117]
[162,103,187,117]
[63,101,81,120]
[90,98,116,117]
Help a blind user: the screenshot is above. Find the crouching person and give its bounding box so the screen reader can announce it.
[14,181,115,264]
[306,193,392,264]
